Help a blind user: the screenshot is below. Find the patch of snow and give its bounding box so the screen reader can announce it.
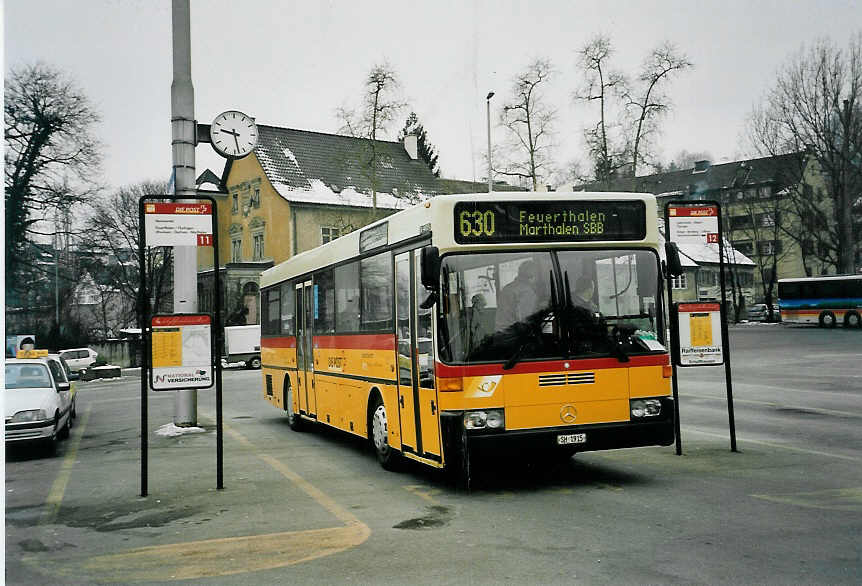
[282,147,299,166]
[271,179,426,211]
[155,423,206,437]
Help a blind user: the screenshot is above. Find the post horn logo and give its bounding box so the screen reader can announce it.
[560,404,577,424]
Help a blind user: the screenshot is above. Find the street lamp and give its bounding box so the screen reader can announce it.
[486,91,495,193]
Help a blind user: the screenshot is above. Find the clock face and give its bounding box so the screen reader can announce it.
[210,110,258,158]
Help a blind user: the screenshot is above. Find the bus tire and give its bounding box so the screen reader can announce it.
[819,311,837,328]
[845,311,861,329]
[369,395,400,471]
[285,382,304,431]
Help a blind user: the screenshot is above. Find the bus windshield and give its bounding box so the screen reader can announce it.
[438,249,663,365]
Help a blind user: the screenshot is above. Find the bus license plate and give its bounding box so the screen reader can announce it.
[557,433,586,445]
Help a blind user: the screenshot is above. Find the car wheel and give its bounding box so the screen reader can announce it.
[370,396,400,471]
[819,311,836,328]
[285,384,304,431]
[58,413,70,440]
[845,311,861,329]
[247,356,262,369]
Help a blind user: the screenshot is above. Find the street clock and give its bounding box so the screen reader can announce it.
[210,110,258,158]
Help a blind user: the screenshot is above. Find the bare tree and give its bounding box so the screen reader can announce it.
[575,37,692,183]
[5,63,102,302]
[574,36,629,185]
[624,42,692,176]
[79,181,174,330]
[496,58,557,191]
[336,62,407,209]
[748,34,862,274]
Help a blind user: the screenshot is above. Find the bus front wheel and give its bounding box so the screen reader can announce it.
[819,311,837,328]
[845,311,861,329]
[370,396,400,471]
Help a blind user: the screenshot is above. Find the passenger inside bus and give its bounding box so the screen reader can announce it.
[572,276,598,313]
[495,260,540,330]
[467,293,491,348]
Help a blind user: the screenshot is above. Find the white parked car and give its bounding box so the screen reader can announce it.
[5,356,75,450]
[58,347,98,372]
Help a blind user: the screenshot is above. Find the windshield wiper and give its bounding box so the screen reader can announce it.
[502,340,529,370]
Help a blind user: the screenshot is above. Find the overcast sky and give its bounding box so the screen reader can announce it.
[5,0,861,193]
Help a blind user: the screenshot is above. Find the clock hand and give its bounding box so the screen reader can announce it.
[233,133,240,151]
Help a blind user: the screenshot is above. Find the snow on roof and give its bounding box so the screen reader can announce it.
[271,179,424,210]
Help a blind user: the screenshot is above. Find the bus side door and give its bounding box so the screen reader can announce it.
[296,280,316,418]
[395,250,441,461]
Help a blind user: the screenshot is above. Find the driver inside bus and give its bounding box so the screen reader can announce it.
[495,260,540,330]
[572,275,598,313]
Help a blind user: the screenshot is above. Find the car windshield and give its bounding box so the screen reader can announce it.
[438,249,663,365]
[5,364,51,389]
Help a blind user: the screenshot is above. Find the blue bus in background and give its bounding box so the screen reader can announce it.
[778,275,862,328]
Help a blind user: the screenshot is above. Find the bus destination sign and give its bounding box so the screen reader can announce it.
[454,200,646,244]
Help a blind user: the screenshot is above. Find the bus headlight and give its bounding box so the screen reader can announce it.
[630,399,662,418]
[464,409,505,430]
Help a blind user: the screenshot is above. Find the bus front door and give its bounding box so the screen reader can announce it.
[295,280,316,419]
[395,250,441,462]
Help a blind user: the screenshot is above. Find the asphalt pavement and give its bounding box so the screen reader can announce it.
[4,323,861,584]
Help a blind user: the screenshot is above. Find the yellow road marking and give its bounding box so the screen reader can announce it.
[682,427,861,462]
[77,416,370,581]
[680,393,862,419]
[42,405,91,525]
[404,484,443,505]
[752,487,862,512]
[83,524,370,581]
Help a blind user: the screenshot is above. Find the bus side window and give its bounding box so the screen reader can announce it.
[314,270,335,334]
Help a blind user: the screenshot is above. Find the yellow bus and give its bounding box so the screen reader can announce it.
[260,192,674,484]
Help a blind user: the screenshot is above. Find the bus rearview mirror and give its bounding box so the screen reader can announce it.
[420,246,440,291]
[665,242,684,277]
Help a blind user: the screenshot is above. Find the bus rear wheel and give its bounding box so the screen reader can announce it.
[819,311,837,328]
[845,311,861,329]
[370,397,400,471]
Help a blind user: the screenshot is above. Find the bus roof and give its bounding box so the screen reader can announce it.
[261,191,659,289]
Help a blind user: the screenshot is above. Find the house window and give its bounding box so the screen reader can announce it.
[251,188,261,209]
[252,233,264,260]
[672,274,688,290]
[232,193,238,214]
[732,240,753,256]
[757,212,775,227]
[321,226,339,245]
[759,241,777,256]
[758,186,772,199]
[231,238,242,262]
[699,269,717,287]
[731,215,752,229]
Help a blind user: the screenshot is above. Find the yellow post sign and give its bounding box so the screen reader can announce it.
[676,302,723,366]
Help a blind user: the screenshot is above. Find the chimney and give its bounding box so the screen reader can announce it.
[404,134,418,160]
[693,160,711,173]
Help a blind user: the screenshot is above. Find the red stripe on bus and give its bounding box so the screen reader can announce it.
[261,336,297,348]
[313,334,396,350]
[435,354,669,377]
